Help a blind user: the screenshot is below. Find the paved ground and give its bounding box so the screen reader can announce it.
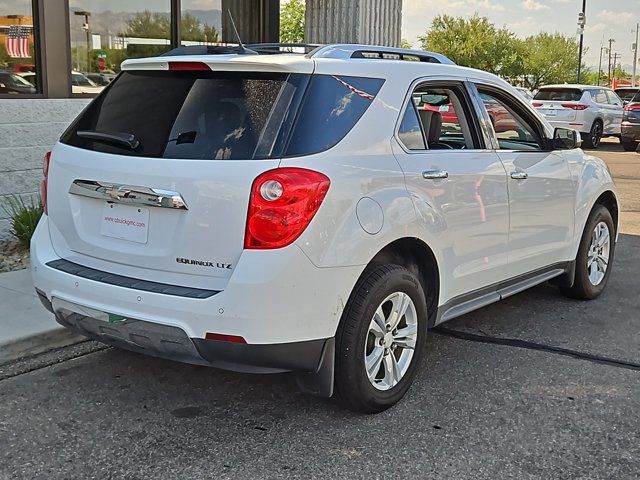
[0,141,638,479]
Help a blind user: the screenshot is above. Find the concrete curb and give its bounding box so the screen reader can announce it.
[0,326,86,365]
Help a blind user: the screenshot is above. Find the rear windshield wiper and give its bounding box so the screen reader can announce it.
[76,130,140,150]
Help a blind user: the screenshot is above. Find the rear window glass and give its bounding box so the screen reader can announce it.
[284,75,384,157]
[61,71,383,160]
[616,89,639,102]
[534,88,583,102]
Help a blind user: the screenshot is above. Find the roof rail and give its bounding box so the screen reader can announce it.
[161,43,322,57]
[308,44,455,65]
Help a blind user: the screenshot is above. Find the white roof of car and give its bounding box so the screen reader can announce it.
[121,43,508,88]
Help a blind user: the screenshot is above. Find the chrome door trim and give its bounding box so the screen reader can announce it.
[69,179,188,210]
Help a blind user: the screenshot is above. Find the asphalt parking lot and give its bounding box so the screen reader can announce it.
[1,141,639,480]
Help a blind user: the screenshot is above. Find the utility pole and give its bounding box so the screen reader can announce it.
[577,0,587,82]
[612,52,621,86]
[597,46,608,86]
[607,38,615,85]
[633,23,639,87]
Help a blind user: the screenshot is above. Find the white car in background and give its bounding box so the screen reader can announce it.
[31,44,619,413]
[515,86,534,101]
[71,71,105,94]
[532,85,624,149]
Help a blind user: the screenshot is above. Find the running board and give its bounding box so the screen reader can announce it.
[435,263,570,325]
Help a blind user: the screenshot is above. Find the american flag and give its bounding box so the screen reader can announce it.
[5,25,32,59]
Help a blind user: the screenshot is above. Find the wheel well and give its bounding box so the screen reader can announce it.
[594,190,619,234]
[369,238,440,327]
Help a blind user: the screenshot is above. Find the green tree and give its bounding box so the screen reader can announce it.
[124,10,170,39]
[400,38,413,49]
[521,32,580,89]
[181,12,219,43]
[280,0,305,43]
[420,15,523,78]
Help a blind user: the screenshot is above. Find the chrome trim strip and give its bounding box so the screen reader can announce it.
[435,262,570,325]
[69,180,188,210]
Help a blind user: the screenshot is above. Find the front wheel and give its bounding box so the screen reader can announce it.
[334,264,428,413]
[622,139,638,152]
[561,204,615,300]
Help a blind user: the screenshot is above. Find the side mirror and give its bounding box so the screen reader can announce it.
[553,127,581,150]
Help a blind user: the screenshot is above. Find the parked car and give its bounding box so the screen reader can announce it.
[32,44,619,413]
[86,72,117,86]
[0,70,36,94]
[71,71,104,94]
[621,90,640,152]
[615,87,640,105]
[515,86,534,100]
[13,63,36,74]
[533,85,624,149]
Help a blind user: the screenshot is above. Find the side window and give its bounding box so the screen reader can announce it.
[398,84,477,150]
[398,100,426,150]
[477,89,543,151]
[606,90,622,107]
[592,89,609,104]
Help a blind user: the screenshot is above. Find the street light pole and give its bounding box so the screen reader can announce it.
[607,38,615,85]
[577,0,587,83]
[74,11,91,72]
[633,23,639,88]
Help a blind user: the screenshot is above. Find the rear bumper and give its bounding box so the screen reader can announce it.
[621,123,640,142]
[49,298,330,374]
[546,120,588,133]
[31,216,363,346]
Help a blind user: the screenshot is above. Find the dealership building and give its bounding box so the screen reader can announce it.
[0,0,402,239]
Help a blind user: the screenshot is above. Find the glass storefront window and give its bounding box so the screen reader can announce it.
[68,1,171,94]
[181,0,222,45]
[0,0,40,94]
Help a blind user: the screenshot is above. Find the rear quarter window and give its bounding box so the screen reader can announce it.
[284,75,384,157]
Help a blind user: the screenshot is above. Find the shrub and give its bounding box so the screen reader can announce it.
[2,195,43,249]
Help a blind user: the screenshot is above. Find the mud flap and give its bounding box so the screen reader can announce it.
[295,337,335,398]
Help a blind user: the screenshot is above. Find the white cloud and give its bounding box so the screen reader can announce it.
[522,0,550,11]
[596,10,634,25]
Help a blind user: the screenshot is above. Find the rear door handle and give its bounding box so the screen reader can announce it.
[510,171,528,180]
[422,170,449,180]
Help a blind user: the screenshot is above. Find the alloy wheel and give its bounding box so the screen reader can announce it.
[364,291,418,391]
[587,221,610,286]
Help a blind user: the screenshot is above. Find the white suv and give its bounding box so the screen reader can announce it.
[32,44,619,413]
[533,85,624,149]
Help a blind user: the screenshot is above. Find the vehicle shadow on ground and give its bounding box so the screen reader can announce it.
[44,235,639,417]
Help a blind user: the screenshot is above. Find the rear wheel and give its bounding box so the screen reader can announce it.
[622,139,638,152]
[334,264,428,413]
[582,120,603,149]
[561,204,615,300]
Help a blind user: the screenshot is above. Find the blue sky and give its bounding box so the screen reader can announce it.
[402,0,639,70]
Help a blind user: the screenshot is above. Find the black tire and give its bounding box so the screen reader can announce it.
[334,264,428,414]
[622,139,638,152]
[581,120,603,149]
[561,204,615,300]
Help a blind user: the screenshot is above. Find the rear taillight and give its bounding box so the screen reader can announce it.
[244,168,330,249]
[562,103,589,110]
[41,151,51,215]
[532,102,543,107]
[624,104,640,111]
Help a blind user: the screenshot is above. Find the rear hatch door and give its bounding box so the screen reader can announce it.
[47,63,311,290]
[533,87,585,122]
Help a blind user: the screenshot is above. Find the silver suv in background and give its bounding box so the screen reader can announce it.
[533,85,624,149]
